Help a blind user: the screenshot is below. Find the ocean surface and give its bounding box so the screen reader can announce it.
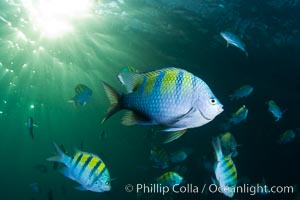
[0,0,299,200]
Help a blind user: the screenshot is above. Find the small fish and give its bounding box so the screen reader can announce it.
[101,67,223,143]
[149,146,169,169]
[69,84,92,107]
[229,105,248,125]
[229,85,254,100]
[156,172,183,187]
[212,137,237,198]
[218,4,225,8]
[266,100,284,122]
[30,182,41,193]
[219,132,238,157]
[47,143,111,192]
[26,116,38,139]
[220,31,248,57]
[169,148,193,163]
[35,164,48,173]
[278,129,296,144]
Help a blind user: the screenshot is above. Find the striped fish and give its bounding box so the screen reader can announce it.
[101,67,223,143]
[156,172,183,187]
[220,31,248,57]
[212,137,237,198]
[47,143,111,192]
[69,84,92,107]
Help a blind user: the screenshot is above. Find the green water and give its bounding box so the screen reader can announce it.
[1,0,300,200]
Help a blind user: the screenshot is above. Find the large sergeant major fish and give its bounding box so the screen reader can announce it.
[101,67,223,143]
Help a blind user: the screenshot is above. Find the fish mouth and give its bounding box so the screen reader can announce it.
[198,105,223,121]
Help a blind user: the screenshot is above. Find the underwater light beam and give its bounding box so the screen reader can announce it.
[21,0,93,38]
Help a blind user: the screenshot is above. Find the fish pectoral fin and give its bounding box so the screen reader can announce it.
[122,111,153,126]
[166,107,196,126]
[117,68,143,93]
[74,186,87,191]
[33,124,38,128]
[226,42,230,48]
[161,129,187,144]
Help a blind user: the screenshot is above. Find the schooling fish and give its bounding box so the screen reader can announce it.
[47,143,111,192]
[156,171,183,187]
[169,148,193,163]
[266,100,284,122]
[229,85,253,100]
[69,84,92,107]
[101,67,223,143]
[149,146,169,169]
[26,117,38,139]
[278,129,296,144]
[229,105,248,125]
[220,31,248,57]
[212,137,237,198]
[219,132,238,158]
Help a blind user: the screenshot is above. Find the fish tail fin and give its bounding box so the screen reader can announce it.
[212,137,223,161]
[47,142,69,165]
[101,81,122,124]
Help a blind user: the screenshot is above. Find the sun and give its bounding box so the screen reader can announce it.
[21,0,94,38]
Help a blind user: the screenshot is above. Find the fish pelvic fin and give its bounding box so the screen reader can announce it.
[117,68,143,93]
[101,81,122,124]
[162,129,187,144]
[212,137,223,161]
[47,142,69,165]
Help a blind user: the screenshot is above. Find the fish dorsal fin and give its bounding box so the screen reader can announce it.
[117,67,143,93]
[122,111,153,126]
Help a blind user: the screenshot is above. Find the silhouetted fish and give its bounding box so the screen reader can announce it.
[26,117,38,139]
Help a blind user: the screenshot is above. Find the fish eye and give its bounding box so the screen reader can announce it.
[105,181,110,185]
[210,98,217,105]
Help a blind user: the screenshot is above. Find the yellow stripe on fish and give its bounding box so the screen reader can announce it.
[160,69,179,94]
[95,162,106,175]
[181,70,193,92]
[143,71,159,95]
